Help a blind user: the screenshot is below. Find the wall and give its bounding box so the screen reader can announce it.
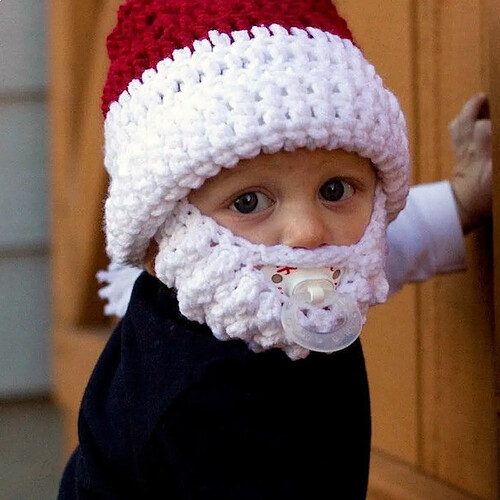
[0,0,51,396]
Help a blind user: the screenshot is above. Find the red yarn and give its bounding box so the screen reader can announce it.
[102,0,354,116]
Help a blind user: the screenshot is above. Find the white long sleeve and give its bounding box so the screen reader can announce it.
[386,181,466,296]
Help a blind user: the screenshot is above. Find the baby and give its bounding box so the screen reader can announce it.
[58,0,492,498]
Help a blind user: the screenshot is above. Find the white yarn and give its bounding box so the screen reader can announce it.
[104,26,409,266]
[153,186,388,360]
[97,263,142,317]
[297,302,345,334]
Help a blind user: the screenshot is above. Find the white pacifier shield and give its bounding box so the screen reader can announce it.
[261,266,362,352]
[281,289,362,352]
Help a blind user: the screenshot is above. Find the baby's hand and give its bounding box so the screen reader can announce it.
[449,93,492,234]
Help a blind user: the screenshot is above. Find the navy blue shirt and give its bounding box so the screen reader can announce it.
[59,272,371,499]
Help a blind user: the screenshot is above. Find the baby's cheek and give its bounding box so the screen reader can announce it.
[335,205,374,246]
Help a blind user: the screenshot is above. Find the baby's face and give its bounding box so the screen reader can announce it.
[188,149,376,248]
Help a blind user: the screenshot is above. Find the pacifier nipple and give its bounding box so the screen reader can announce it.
[293,278,332,304]
[261,266,362,353]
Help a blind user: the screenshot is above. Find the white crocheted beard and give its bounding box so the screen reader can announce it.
[154,186,389,360]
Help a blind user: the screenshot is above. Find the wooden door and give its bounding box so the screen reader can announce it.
[488,0,500,491]
[334,2,497,498]
[48,0,122,454]
[48,1,498,498]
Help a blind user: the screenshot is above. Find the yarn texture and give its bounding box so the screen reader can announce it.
[102,0,409,266]
[102,0,354,114]
[154,187,388,359]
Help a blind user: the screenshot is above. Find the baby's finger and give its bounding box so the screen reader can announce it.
[460,93,489,121]
[473,119,492,156]
[449,93,489,151]
[476,99,490,120]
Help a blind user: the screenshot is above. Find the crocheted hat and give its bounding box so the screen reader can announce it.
[103,0,410,265]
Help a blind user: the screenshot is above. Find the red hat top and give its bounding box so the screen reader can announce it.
[102,0,354,115]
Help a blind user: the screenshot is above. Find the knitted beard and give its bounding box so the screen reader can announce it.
[154,186,388,360]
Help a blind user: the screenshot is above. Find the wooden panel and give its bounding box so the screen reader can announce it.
[486,0,500,490]
[53,327,108,456]
[416,2,496,498]
[337,2,497,497]
[48,0,77,327]
[70,0,103,128]
[368,449,485,500]
[336,0,420,465]
[48,0,121,456]
[69,1,117,325]
[49,0,123,328]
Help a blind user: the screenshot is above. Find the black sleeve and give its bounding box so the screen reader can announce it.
[57,324,159,499]
[57,274,212,499]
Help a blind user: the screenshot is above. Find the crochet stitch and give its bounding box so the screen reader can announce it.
[102,0,354,114]
[154,186,389,359]
[102,0,410,266]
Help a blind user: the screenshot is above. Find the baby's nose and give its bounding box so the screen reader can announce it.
[281,209,331,249]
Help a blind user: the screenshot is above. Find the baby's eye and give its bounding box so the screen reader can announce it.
[230,191,272,214]
[319,178,354,202]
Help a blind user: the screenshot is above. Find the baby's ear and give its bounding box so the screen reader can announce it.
[144,239,159,276]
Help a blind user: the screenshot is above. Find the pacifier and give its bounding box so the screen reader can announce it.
[260,266,362,353]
